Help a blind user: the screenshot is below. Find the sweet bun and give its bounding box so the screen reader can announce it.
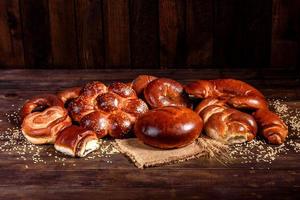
[21,106,72,144]
[54,125,99,157]
[132,75,157,96]
[143,78,190,108]
[57,87,82,107]
[253,109,288,145]
[134,106,203,149]
[196,98,257,144]
[69,81,148,138]
[20,94,64,121]
[184,79,265,99]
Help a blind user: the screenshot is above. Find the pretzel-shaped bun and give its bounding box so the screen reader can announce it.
[253,109,288,144]
[134,106,203,149]
[57,87,82,107]
[54,125,99,157]
[196,98,257,144]
[20,94,64,121]
[185,79,265,99]
[144,78,190,108]
[21,106,72,144]
[132,75,157,96]
[68,81,148,138]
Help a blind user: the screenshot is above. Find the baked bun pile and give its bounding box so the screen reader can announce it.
[19,76,289,158]
[186,79,288,144]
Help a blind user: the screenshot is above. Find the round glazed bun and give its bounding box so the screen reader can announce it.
[134,106,203,149]
[143,78,190,108]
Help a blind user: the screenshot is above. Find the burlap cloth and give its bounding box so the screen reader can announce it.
[114,137,228,169]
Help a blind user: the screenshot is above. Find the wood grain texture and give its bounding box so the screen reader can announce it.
[214,0,272,68]
[48,0,78,67]
[159,0,186,67]
[20,0,52,67]
[271,0,300,67]
[0,69,300,200]
[130,0,159,68]
[76,0,104,68]
[0,0,24,67]
[186,0,213,66]
[103,0,130,67]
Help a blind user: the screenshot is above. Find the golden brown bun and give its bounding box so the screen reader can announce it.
[134,106,203,149]
[54,125,99,157]
[185,79,268,111]
[253,109,288,145]
[57,87,82,107]
[132,75,157,96]
[185,79,265,99]
[144,78,190,108]
[68,81,148,138]
[20,94,64,121]
[196,98,257,144]
[21,106,72,144]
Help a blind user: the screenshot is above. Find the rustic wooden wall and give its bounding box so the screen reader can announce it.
[0,0,299,69]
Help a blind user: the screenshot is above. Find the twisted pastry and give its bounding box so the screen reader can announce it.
[68,81,148,138]
[54,125,99,157]
[21,106,72,144]
[20,94,64,121]
[196,98,257,144]
[186,79,288,144]
[185,79,265,99]
[253,109,288,145]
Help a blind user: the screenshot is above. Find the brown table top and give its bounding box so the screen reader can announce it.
[0,69,299,200]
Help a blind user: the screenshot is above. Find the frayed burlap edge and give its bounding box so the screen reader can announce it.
[113,137,229,169]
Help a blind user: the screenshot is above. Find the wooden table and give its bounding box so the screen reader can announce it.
[0,69,299,200]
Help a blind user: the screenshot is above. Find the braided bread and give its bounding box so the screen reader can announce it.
[68,81,148,138]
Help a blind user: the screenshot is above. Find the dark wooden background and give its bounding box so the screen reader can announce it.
[0,0,299,69]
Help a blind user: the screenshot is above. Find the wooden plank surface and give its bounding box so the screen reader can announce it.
[271,0,300,67]
[0,0,24,67]
[159,0,186,67]
[20,0,52,67]
[0,69,300,199]
[214,0,272,68]
[75,0,105,68]
[186,0,213,66]
[48,0,78,67]
[130,0,159,68]
[103,0,130,68]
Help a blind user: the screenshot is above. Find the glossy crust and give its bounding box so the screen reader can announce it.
[253,109,288,145]
[68,81,148,138]
[144,78,190,108]
[57,87,82,107]
[54,125,99,157]
[185,79,265,99]
[132,75,157,95]
[20,94,64,121]
[134,106,203,149]
[21,106,72,144]
[196,98,257,144]
[185,79,268,111]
